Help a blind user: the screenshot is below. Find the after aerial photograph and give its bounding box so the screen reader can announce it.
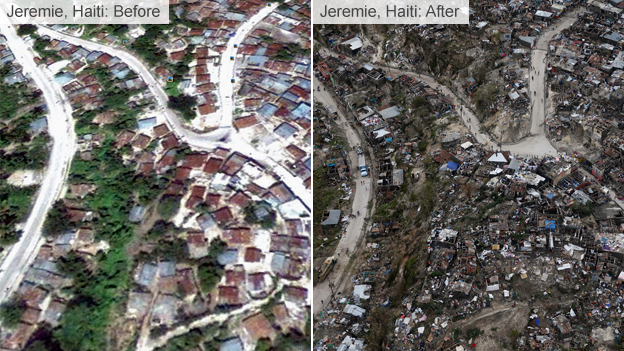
[0,0,312,350]
[311,0,624,350]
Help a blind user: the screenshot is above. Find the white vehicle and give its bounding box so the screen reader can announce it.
[358,154,368,177]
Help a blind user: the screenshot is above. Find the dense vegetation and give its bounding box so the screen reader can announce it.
[42,200,73,237]
[16,24,37,37]
[157,195,182,219]
[0,298,27,328]
[0,65,43,123]
[197,240,227,293]
[167,94,197,121]
[0,64,49,246]
[31,35,62,61]
[29,64,158,351]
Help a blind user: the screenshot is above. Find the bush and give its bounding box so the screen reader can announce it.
[168,94,197,121]
[465,328,483,339]
[43,200,73,237]
[0,299,27,328]
[197,263,222,292]
[158,195,181,219]
[17,24,37,37]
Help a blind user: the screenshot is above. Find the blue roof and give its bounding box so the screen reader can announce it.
[291,103,311,120]
[220,338,243,351]
[257,104,279,119]
[53,72,74,85]
[281,91,299,102]
[136,263,157,286]
[217,249,239,265]
[447,161,459,171]
[29,117,47,132]
[295,78,311,90]
[137,117,157,130]
[85,51,103,62]
[545,220,556,230]
[274,122,298,139]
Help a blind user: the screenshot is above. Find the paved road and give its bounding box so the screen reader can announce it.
[218,5,276,128]
[0,15,77,302]
[37,5,311,209]
[312,80,373,314]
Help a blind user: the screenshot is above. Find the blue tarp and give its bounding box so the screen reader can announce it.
[385,137,393,142]
[545,220,556,230]
[447,161,459,171]
[535,318,541,326]
[547,193,554,199]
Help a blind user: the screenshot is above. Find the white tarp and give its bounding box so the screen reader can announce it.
[353,285,371,300]
[486,284,500,291]
[344,305,366,317]
[461,141,473,149]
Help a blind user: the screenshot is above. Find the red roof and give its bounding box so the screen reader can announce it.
[229,191,251,208]
[223,227,251,244]
[233,115,258,129]
[185,196,203,209]
[175,167,192,181]
[182,153,209,168]
[244,247,263,262]
[160,134,179,150]
[203,157,224,174]
[213,207,233,225]
[170,50,186,61]
[205,193,221,208]
[153,123,170,137]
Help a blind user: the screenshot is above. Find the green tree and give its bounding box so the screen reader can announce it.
[0,298,27,328]
[17,24,37,37]
[197,263,223,292]
[43,200,72,237]
[158,195,182,219]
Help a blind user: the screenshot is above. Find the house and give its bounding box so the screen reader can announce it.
[321,210,341,233]
[339,36,363,56]
[441,132,461,149]
[188,232,208,258]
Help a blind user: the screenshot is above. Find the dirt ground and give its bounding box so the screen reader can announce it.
[457,302,530,351]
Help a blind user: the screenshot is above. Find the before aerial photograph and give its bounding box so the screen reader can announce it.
[311,0,624,350]
[0,0,311,350]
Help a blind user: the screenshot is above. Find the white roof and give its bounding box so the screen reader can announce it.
[379,105,401,119]
[344,304,366,317]
[342,37,363,51]
[278,199,309,219]
[488,152,508,163]
[509,91,520,100]
[535,10,553,17]
[461,141,474,149]
[373,129,391,139]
